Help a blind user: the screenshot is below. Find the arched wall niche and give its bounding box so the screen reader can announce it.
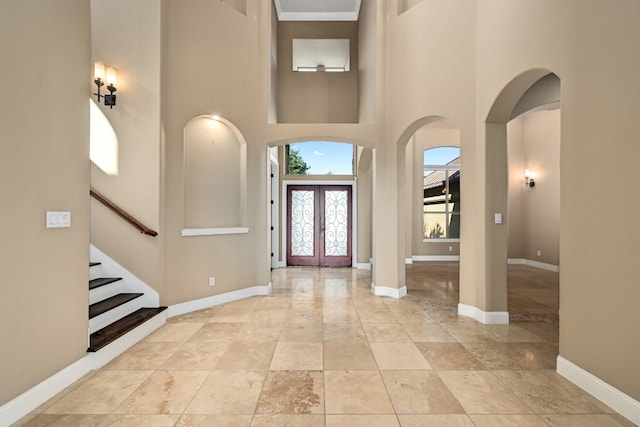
[183,115,247,229]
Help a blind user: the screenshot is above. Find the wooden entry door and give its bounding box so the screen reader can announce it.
[287,185,352,267]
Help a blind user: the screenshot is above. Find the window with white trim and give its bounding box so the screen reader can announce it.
[423,147,460,239]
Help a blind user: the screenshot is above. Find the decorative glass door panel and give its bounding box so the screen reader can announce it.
[291,190,315,256]
[324,190,348,257]
[287,185,352,267]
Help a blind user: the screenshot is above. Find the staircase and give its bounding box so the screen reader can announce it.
[87,246,167,358]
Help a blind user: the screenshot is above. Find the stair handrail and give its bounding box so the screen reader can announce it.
[90,187,158,237]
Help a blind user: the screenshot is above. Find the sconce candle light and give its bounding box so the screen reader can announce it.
[93,61,117,109]
[525,169,537,188]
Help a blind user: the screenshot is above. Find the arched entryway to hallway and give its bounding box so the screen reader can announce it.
[483,69,561,328]
[265,138,374,273]
[396,116,462,302]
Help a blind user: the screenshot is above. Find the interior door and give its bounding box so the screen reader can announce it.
[287,185,352,267]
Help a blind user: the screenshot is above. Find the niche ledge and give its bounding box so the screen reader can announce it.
[181,227,249,237]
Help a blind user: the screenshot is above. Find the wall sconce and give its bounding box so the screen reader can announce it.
[525,169,537,188]
[93,61,117,109]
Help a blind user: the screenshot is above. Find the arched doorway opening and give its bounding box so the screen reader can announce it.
[266,140,374,271]
[506,74,561,324]
[397,117,461,299]
[483,69,561,326]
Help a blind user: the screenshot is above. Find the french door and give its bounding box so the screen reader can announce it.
[286,185,352,267]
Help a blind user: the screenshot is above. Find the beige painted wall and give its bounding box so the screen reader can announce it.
[560,0,640,401]
[268,1,278,123]
[473,0,574,314]
[163,0,269,305]
[385,0,476,292]
[507,117,526,257]
[472,0,639,400]
[507,109,560,265]
[90,0,164,293]
[277,21,359,123]
[0,0,90,405]
[357,0,381,125]
[356,148,373,264]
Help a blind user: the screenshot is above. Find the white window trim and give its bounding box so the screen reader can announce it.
[423,150,460,240]
[423,238,460,243]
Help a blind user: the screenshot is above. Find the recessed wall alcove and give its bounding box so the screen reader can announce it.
[183,116,247,233]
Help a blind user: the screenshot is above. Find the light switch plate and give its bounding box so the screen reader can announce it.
[46,211,71,228]
[494,213,502,224]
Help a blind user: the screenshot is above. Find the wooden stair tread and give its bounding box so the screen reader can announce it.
[88,307,167,352]
[89,293,143,319]
[89,277,122,290]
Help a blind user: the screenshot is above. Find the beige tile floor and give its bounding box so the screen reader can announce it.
[15,263,636,426]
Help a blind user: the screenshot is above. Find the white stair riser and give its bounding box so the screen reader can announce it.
[90,245,159,307]
[89,298,144,334]
[89,264,103,281]
[89,281,124,305]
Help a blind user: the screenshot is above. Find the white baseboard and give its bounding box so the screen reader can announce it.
[1,280,277,426]
[508,258,559,272]
[458,303,509,324]
[0,308,168,427]
[167,282,273,318]
[0,280,275,426]
[0,357,93,427]
[356,262,371,270]
[405,258,413,265]
[181,227,249,236]
[557,356,640,426]
[412,255,460,262]
[370,282,407,299]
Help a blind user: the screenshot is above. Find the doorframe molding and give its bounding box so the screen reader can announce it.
[282,179,357,268]
[270,158,280,269]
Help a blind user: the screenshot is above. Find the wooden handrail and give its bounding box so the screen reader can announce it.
[90,187,158,237]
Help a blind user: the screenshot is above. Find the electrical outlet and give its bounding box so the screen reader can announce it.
[449,246,453,252]
[537,250,541,257]
[209,277,216,287]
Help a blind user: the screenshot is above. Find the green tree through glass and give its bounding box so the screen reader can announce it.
[288,147,311,174]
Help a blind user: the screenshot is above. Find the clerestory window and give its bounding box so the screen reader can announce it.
[285,142,354,175]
